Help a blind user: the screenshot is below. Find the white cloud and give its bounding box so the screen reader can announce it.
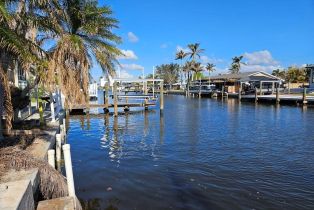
[200,55,224,64]
[241,64,283,73]
[121,63,144,71]
[240,50,281,73]
[117,50,138,60]
[243,50,278,65]
[119,70,135,79]
[127,32,139,43]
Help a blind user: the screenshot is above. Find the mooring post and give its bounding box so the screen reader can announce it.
[303,88,307,105]
[260,81,263,95]
[48,149,55,169]
[60,125,65,143]
[276,86,280,104]
[144,82,148,95]
[221,85,224,100]
[50,93,56,122]
[238,83,242,101]
[62,144,76,198]
[63,118,66,134]
[160,81,164,112]
[255,87,258,103]
[56,134,62,161]
[113,82,118,117]
[104,84,109,113]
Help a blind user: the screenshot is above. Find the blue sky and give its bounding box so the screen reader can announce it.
[92,0,314,80]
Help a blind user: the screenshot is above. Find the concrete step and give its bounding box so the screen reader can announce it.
[0,180,35,210]
[37,196,74,210]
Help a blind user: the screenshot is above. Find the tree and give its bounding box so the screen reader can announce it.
[272,69,285,80]
[185,43,205,95]
[175,50,187,87]
[45,0,122,107]
[0,0,121,134]
[206,63,216,78]
[155,63,180,89]
[229,56,244,74]
[0,0,45,134]
[187,43,205,61]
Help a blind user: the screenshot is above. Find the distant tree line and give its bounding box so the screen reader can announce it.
[272,67,309,84]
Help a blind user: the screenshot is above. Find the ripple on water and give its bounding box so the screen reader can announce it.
[68,96,314,210]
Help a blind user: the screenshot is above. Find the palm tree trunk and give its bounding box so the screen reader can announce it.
[0,86,4,140]
[0,66,13,134]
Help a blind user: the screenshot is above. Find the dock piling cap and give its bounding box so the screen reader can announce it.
[48,150,55,155]
[62,144,70,150]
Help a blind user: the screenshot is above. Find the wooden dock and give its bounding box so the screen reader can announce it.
[241,94,314,103]
[72,102,156,109]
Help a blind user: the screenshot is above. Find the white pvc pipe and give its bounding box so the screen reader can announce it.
[60,125,65,143]
[48,149,55,169]
[63,118,66,134]
[50,93,55,122]
[62,144,76,198]
[56,134,62,161]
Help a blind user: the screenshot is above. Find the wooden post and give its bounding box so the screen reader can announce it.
[221,85,224,99]
[276,86,280,104]
[271,82,275,94]
[238,82,242,101]
[260,81,263,95]
[104,84,109,113]
[160,81,164,112]
[255,87,258,103]
[303,88,307,105]
[113,82,118,117]
[144,82,148,95]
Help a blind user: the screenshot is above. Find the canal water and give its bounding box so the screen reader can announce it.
[67,95,314,210]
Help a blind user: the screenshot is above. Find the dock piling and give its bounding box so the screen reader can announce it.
[255,87,258,103]
[48,149,55,169]
[276,86,280,104]
[104,84,109,113]
[238,83,242,101]
[303,88,308,105]
[113,82,118,117]
[56,134,62,161]
[160,81,164,112]
[62,144,76,198]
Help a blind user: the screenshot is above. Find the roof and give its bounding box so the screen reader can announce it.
[210,71,281,82]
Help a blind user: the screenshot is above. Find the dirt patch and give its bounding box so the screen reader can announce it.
[0,134,36,149]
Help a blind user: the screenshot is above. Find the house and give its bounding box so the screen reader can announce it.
[305,64,314,88]
[210,71,282,93]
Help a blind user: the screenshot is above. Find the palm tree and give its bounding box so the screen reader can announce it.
[175,50,187,88]
[44,0,122,107]
[0,0,121,134]
[190,62,204,96]
[187,43,204,61]
[0,0,44,134]
[229,56,245,74]
[206,63,215,78]
[185,43,204,95]
[272,69,285,80]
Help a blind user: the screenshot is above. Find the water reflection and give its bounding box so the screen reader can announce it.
[68,95,314,210]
